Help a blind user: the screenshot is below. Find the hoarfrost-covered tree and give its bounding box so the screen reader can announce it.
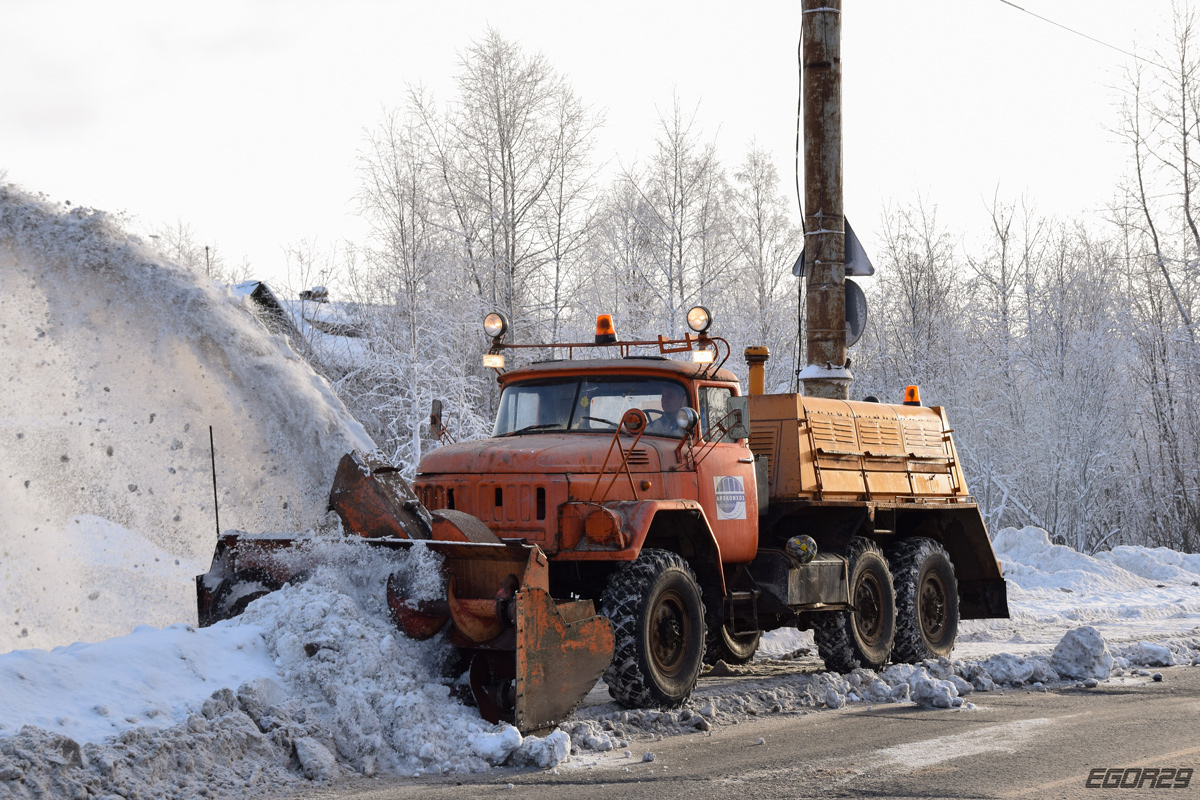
[627,96,732,336]
[726,144,803,391]
[1110,6,1200,551]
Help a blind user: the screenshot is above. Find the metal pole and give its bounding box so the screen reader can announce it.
[799,0,852,399]
[210,425,221,540]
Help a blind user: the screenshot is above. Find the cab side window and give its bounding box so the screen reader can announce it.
[698,386,734,440]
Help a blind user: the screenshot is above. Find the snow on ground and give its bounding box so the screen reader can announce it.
[5,523,1196,798]
[955,526,1200,659]
[555,526,1200,757]
[0,185,374,652]
[0,537,568,800]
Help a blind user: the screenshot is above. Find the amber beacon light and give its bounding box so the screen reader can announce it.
[595,314,618,344]
[903,385,922,406]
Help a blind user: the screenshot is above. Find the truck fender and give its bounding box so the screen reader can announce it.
[609,499,727,597]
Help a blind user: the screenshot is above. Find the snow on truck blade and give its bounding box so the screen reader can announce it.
[0,185,373,653]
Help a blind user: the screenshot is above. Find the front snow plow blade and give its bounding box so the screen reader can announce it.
[197,535,613,733]
[386,539,615,732]
[197,450,613,733]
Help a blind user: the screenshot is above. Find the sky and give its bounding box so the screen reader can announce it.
[0,0,1171,288]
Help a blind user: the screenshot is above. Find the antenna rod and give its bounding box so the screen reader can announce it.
[209,425,221,539]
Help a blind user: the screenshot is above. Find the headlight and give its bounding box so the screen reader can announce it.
[686,306,712,333]
[675,407,699,432]
[484,312,510,339]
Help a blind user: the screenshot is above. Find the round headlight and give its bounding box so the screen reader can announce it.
[686,306,712,333]
[675,406,699,432]
[483,311,509,339]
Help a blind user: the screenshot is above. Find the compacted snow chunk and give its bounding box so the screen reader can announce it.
[1050,626,1113,680]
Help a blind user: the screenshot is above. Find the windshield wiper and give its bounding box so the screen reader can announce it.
[502,423,564,437]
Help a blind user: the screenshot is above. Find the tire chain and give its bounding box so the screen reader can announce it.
[812,537,893,673]
[600,548,705,708]
[887,537,957,663]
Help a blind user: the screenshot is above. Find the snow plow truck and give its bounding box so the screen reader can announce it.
[197,308,1009,733]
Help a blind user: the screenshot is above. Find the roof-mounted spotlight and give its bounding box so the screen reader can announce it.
[484,311,510,340]
[686,306,712,333]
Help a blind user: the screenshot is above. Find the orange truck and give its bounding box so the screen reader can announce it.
[197,308,1008,732]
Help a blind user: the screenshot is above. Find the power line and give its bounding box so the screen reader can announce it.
[996,0,1170,73]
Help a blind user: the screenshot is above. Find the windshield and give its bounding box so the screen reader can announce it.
[492,377,691,438]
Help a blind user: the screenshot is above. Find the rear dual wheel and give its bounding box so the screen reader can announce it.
[888,537,959,662]
[813,537,896,672]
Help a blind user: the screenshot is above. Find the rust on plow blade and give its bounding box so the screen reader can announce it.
[197,534,614,734]
[328,451,433,540]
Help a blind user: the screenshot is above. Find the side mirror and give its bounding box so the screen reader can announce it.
[430,399,447,440]
[726,397,751,440]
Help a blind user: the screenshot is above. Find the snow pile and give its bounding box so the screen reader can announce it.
[1111,638,1200,669]
[0,185,374,652]
[0,621,275,743]
[563,623,1200,755]
[992,527,1156,593]
[0,538,569,799]
[955,527,1200,657]
[1095,545,1200,584]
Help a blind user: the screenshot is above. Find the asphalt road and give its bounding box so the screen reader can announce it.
[287,666,1200,800]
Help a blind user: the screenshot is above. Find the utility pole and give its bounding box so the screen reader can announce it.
[799,0,852,399]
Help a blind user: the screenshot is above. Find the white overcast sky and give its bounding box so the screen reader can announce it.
[1,1,1170,286]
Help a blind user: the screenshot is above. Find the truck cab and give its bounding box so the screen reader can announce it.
[416,358,758,567]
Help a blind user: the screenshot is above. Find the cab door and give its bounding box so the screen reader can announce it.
[695,383,759,564]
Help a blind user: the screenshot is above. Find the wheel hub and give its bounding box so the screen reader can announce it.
[919,572,947,639]
[649,589,690,677]
[854,573,885,645]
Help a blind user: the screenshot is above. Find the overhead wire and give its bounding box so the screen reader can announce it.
[995,0,1170,73]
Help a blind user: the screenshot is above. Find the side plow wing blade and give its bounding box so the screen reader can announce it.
[512,589,614,732]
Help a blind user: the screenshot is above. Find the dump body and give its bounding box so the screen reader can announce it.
[748,395,968,501]
[746,393,1007,620]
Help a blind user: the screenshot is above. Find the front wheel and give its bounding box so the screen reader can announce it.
[601,549,707,708]
[813,537,896,672]
[888,537,959,662]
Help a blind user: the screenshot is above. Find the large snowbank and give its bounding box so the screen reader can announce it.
[0,185,374,652]
[953,527,1200,658]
